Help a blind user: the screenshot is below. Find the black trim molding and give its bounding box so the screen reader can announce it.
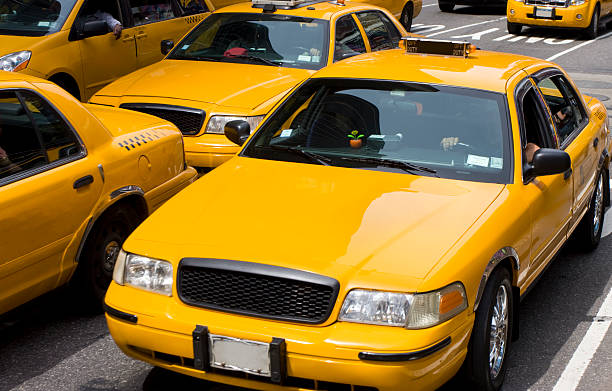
[358,337,451,362]
[103,303,138,324]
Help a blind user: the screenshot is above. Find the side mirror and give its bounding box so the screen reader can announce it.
[224,120,250,146]
[161,39,174,55]
[525,148,571,179]
[82,20,108,38]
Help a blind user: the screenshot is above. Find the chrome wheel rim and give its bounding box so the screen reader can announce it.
[489,285,508,379]
[593,174,604,235]
[103,240,120,274]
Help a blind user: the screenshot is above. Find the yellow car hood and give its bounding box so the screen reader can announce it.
[127,157,505,291]
[84,104,168,137]
[96,59,314,110]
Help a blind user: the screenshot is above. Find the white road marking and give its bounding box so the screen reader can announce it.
[426,17,507,37]
[451,27,500,40]
[603,180,612,238]
[547,31,612,61]
[552,286,612,391]
[412,24,446,34]
[543,38,575,45]
[422,3,437,7]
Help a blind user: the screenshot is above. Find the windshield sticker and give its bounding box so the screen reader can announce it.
[312,56,320,62]
[181,45,190,50]
[390,90,406,96]
[490,157,503,169]
[467,154,490,167]
[280,129,293,138]
[38,21,50,27]
[298,55,312,62]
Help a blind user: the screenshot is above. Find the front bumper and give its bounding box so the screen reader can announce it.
[507,2,592,28]
[104,283,474,391]
[183,134,240,169]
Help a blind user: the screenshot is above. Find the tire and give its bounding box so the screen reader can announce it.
[400,3,414,32]
[507,21,522,35]
[73,207,140,309]
[438,1,455,12]
[571,170,606,251]
[584,5,600,40]
[464,267,514,391]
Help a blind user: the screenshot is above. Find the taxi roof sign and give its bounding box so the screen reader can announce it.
[252,0,317,6]
[401,37,476,58]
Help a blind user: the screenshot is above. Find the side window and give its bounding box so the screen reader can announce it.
[334,14,366,63]
[177,0,209,15]
[0,91,46,180]
[519,86,560,167]
[20,91,82,164]
[77,0,124,30]
[535,75,585,146]
[129,0,178,26]
[355,11,399,52]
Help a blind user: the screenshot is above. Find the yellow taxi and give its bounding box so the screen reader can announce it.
[0,71,197,314]
[104,39,610,390]
[89,0,419,171]
[507,0,612,39]
[0,0,242,102]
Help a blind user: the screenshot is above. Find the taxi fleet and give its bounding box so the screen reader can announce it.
[104,39,610,390]
[88,0,419,171]
[0,72,197,314]
[507,0,612,38]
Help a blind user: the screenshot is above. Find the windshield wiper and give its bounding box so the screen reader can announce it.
[340,156,438,176]
[267,145,331,166]
[229,54,282,67]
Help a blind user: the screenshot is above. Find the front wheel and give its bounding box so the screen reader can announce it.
[507,21,522,35]
[584,5,600,40]
[400,3,414,31]
[464,267,514,391]
[438,1,455,12]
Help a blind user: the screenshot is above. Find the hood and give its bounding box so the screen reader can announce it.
[95,60,313,111]
[84,104,167,137]
[126,157,505,292]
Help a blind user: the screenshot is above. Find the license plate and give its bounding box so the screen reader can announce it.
[535,7,553,18]
[209,334,271,377]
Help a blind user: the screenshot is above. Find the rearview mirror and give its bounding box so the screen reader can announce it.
[525,148,571,179]
[224,120,250,146]
[82,20,108,38]
[161,39,174,55]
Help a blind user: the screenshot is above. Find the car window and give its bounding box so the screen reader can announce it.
[20,91,82,164]
[535,75,585,146]
[244,78,512,184]
[0,0,78,36]
[177,0,208,15]
[333,14,366,62]
[168,13,329,70]
[355,11,400,52]
[129,0,177,26]
[77,0,123,29]
[0,91,46,180]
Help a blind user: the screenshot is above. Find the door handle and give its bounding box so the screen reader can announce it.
[593,137,599,148]
[136,33,148,39]
[73,175,94,189]
[122,35,135,42]
[564,168,572,180]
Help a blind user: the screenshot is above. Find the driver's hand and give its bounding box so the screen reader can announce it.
[113,24,122,39]
[309,48,321,57]
[440,137,459,151]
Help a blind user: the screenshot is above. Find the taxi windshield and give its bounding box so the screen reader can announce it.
[244,78,512,184]
[0,0,77,36]
[167,13,329,70]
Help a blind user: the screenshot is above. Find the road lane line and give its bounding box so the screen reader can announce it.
[552,285,612,390]
[422,3,437,6]
[426,17,507,37]
[547,31,612,61]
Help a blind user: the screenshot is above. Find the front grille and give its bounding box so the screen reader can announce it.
[177,258,340,324]
[120,103,205,135]
[525,0,567,7]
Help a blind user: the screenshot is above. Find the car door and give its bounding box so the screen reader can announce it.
[0,88,102,314]
[515,79,572,273]
[128,0,211,69]
[72,0,139,101]
[332,13,368,63]
[354,10,403,52]
[532,70,601,231]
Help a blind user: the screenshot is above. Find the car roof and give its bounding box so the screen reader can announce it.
[216,0,391,20]
[311,48,555,93]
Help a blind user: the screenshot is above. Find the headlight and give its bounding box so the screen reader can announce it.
[112,250,173,296]
[205,115,265,134]
[0,51,31,72]
[338,282,467,329]
[569,0,585,4]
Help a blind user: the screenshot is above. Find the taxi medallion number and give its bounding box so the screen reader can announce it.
[209,334,271,377]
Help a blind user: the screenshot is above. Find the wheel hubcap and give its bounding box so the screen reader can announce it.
[103,240,120,274]
[593,174,604,234]
[489,285,508,379]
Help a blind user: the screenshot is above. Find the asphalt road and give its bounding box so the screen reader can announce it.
[2,4,612,391]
